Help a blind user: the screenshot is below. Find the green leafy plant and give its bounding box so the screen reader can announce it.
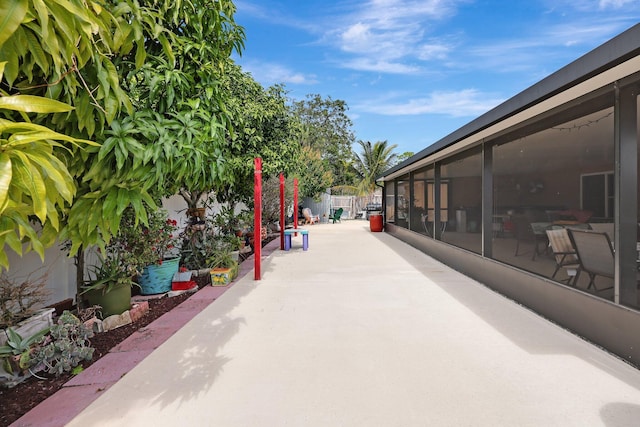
[30,311,94,377]
[82,207,180,297]
[207,248,238,270]
[81,253,137,296]
[113,208,180,267]
[0,327,50,376]
[0,0,146,267]
[0,86,98,269]
[179,221,218,270]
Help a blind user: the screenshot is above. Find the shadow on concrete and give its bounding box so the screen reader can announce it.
[370,229,640,392]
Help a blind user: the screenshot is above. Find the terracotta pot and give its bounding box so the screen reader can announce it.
[369,214,384,232]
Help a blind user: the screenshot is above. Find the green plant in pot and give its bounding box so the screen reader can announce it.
[207,243,239,286]
[79,207,163,317]
[82,254,138,319]
[179,217,218,271]
[136,212,181,295]
[110,208,181,295]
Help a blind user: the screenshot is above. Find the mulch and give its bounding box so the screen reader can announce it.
[1,235,277,426]
[0,274,210,426]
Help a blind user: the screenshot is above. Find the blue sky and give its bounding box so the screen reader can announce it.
[233,0,640,155]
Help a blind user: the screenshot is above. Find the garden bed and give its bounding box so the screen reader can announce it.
[0,274,209,426]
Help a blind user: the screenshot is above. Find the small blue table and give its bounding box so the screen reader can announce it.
[283,229,309,251]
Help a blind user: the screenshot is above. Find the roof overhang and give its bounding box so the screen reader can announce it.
[378,23,640,182]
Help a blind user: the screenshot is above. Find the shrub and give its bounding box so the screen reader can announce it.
[30,311,94,377]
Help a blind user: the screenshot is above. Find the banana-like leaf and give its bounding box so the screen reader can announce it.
[158,33,175,68]
[0,119,98,147]
[0,95,74,113]
[135,38,146,69]
[22,149,74,203]
[14,150,47,221]
[0,153,12,214]
[0,0,28,48]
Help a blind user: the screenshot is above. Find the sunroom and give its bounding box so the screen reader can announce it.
[379,24,640,365]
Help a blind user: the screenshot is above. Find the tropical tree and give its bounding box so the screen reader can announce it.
[353,140,398,195]
[296,146,334,199]
[214,65,301,207]
[63,0,245,255]
[394,151,415,166]
[0,0,245,278]
[292,94,356,190]
[0,0,147,268]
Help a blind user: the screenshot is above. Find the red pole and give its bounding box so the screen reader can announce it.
[254,158,262,280]
[293,178,299,231]
[279,173,285,250]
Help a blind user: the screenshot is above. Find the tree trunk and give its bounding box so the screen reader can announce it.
[75,246,85,307]
[179,189,205,210]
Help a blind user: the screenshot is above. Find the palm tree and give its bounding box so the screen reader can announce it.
[353,140,398,195]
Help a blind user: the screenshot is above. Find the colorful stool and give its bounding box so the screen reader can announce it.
[284,229,309,251]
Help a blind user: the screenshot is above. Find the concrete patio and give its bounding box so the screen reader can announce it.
[13,220,640,426]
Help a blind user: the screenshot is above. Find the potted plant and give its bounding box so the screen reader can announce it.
[208,243,239,286]
[133,210,181,295]
[179,216,219,272]
[81,207,180,310]
[81,253,138,318]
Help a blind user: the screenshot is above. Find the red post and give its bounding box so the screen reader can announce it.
[254,158,262,280]
[294,178,299,231]
[279,173,285,250]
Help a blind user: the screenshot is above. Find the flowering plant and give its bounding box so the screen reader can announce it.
[136,210,180,266]
[82,208,180,295]
[106,208,180,270]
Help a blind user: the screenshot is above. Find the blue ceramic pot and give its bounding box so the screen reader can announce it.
[138,258,180,295]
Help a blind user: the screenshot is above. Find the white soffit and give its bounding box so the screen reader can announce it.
[382,54,640,181]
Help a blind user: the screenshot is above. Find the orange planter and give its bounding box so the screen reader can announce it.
[369,214,383,232]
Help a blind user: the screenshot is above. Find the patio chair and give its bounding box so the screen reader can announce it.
[512,215,547,260]
[302,208,318,225]
[588,222,614,242]
[329,207,343,223]
[421,211,447,238]
[545,228,580,285]
[567,229,614,292]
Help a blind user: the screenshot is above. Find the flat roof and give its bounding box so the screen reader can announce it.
[379,23,640,180]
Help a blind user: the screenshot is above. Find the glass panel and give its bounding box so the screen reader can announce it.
[410,179,426,232]
[413,168,429,180]
[632,95,640,310]
[385,182,395,223]
[396,178,410,229]
[410,167,433,234]
[493,107,614,302]
[440,148,482,253]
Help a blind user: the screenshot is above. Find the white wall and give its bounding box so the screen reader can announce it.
[4,194,207,306]
[5,244,76,306]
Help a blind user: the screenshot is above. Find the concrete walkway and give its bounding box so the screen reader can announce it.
[20,221,640,426]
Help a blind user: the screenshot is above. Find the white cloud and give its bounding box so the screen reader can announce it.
[340,58,420,74]
[599,0,638,9]
[463,18,637,74]
[325,0,464,73]
[416,42,452,60]
[355,89,505,117]
[242,62,318,86]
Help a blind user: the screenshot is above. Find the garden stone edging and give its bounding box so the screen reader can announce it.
[10,237,280,427]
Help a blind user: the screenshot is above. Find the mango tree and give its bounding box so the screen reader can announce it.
[0,0,148,268]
